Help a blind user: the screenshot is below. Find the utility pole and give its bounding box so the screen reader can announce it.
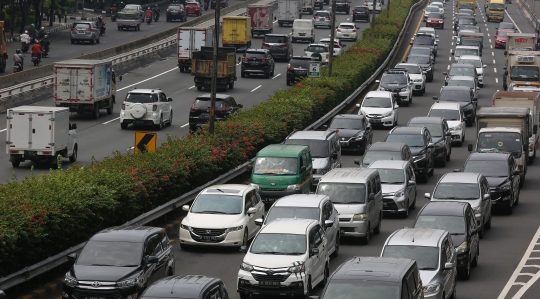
[328,0,337,77]
[209,1,221,134]
[370,0,377,41]
[387,0,390,18]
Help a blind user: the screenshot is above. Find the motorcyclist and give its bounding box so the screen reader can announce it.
[31,41,42,61]
[96,16,106,35]
[145,7,153,20]
[20,30,30,52]
[119,1,125,10]
[13,49,24,70]
[152,3,160,19]
[28,24,36,39]
[37,27,46,39]
[111,4,118,14]
[40,35,51,53]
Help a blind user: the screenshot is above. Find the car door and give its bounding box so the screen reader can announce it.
[510,158,520,199]
[143,234,163,286]
[308,226,324,282]
[322,201,336,252]
[481,177,492,223]
[366,178,376,223]
[251,190,265,236]
[316,224,328,270]
[439,238,452,297]
[158,92,170,120]
[244,191,257,239]
[424,130,434,168]
[467,209,479,258]
[442,120,451,150]
[405,165,416,203]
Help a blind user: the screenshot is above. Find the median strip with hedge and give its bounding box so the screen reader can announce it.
[0,0,416,277]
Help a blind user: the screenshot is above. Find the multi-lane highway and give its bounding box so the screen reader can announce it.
[9,0,540,298]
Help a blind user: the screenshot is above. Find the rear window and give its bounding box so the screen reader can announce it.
[74,23,90,29]
[245,51,266,58]
[168,5,183,9]
[355,6,368,11]
[315,11,330,17]
[194,98,226,108]
[126,93,157,104]
[289,59,311,68]
[264,35,288,43]
[307,45,328,53]
[185,2,198,6]
[294,21,312,28]
[339,24,355,29]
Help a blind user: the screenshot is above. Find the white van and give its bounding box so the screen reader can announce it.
[292,19,315,43]
[316,168,383,245]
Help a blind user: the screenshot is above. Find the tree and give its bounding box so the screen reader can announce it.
[32,0,42,29]
[18,0,28,34]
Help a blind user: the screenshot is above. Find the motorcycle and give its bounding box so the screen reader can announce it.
[13,62,23,73]
[111,12,117,22]
[21,42,29,54]
[32,54,41,66]
[42,46,50,58]
[99,25,106,36]
[204,0,209,10]
[146,14,152,24]
[153,11,159,22]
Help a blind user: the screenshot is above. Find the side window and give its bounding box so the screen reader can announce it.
[401,280,409,299]
[160,231,170,248]
[367,178,373,195]
[468,211,477,232]
[144,238,154,257]
[321,204,329,222]
[299,154,305,170]
[254,191,262,205]
[151,235,163,255]
[375,175,381,193]
[313,226,322,246]
[251,190,260,206]
[244,191,254,211]
[317,225,326,241]
[309,227,317,248]
[159,93,167,102]
[440,241,448,265]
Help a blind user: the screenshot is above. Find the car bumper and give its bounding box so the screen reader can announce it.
[167,14,185,19]
[383,196,408,213]
[352,15,370,21]
[426,21,444,28]
[237,270,306,296]
[478,75,484,84]
[292,35,313,41]
[117,22,140,29]
[413,82,424,90]
[336,32,357,39]
[186,9,200,15]
[488,14,504,21]
[120,110,160,125]
[287,72,308,82]
[365,115,395,127]
[266,48,288,58]
[450,129,464,143]
[179,227,245,247]
[259,189,303,204]
[314,21,330,27]
[338,220,369,237]
[340,138,368,151]
[70,34,94,41]
[495,41,506,48]
[490,189,512,207]
[62,285,138,299]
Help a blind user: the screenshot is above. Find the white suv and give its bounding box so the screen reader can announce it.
[428,102,466,146]
[304,43,330,64]
[120,88,173,130]
[357,91,399,127]
[395,63,426,95]
[237,218,329,299]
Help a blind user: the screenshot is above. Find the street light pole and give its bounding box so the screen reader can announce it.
[370,0,377,41]
[209,1,221,134]
[328,0,337,77]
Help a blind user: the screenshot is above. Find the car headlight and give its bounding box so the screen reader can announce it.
[117,274,141,287]
[315,168,329,175]
[287,184,301,191]
[180,224,193,232]
[383,110,393,117]
[414,79,423,82]
[413,153,426,162]
[400,87,408,92]
[64,272,78,287]
[360,110,367,116]
[353,213,368,221]
[240,262,254,271]
[423,283,441,294]
[288,264,306,273]
[456,241,468,254]
[389,189,405,197]
[250,183,260,190]
[474,206,481,214]
[498,182,511,192]
[451,124,463,131]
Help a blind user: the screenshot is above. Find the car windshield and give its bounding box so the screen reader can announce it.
[397,65,421,74]
[317,183,366,204]
[459,59,481,67]
[386,134,425,147]
[250,233,306,255]
[408,123,442,136]
[283,139,329,158]
[426,6,439,12]
[362,97,392,108]
[464,160,509,177]
[434,183,479,199]
[382,245,439,270]
[477,132,522,153]
[447,80,475,90]
[455,49,479,56]
[329,118,365,130]
[125,93,156,104]
[265,207,319,224]
[321,281,400,299]
[77,241,142,267]
[407,56,430,64]
[429,12,444,18]
[489,3,505,10]
[428,109,460,120]
[510,66,540,81]
[339,24,355,29]
[377,168,405,184]
[414,37,435,45]
[124,4,140,9]
[264,35,287,43]
[289,59,311,68]
[381,74,407,84]
[307,45,329,53]
[415,215,467,234]
[253,157,298,175]
[168,5,183,9]
[190,194,242,214]
[439,89,471,101]
[409,48,431,56]
[449,67,475,77]
[461,26,480,33]
[459,18,475,25]
[363,151,403,165]
[74,23,90,29]
[459,2,474,9]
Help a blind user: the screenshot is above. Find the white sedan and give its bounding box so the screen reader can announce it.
[179,184,265,249]
[336,22,359,41]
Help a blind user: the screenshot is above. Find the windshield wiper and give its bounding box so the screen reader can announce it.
[196,211,228,214]
[418,267,437,270]
[383,181,404,184]
[438,197,458,199]
[255,251,282,255]
[88,264,115,266]
[451,233,465,235]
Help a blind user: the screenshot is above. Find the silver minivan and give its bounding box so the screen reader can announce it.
[381,228,457,299]
[425,172,492,239]
[316,168,383,244]
[70,21,101,44]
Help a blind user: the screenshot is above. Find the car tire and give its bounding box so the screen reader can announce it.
[331,234,340,257]
[401,200,409,218]
[157,115,164,130]
[447,147,451,161]
[471,245,479,267]
[239,293,250,299]
[229,81,234,89]
[479,223,484,239]
[438,154,447,167]
[179,66,184,73]
[485,214,492,230]
[69,145,78,163]
[466,119,473,127]
[121,123,128,129]
[11,161,20,168]
[458,257,471,280]
[92,103,100,119]
[362,223,370,244]
[90,36,95,45]
[304,277,312,299]
[373,214,381,234]
[167,111,173,126]
[515,188,520,206]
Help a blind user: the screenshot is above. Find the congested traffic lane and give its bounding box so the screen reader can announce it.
[0,0,378,181]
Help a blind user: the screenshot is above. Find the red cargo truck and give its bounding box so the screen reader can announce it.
[247,4,274,36]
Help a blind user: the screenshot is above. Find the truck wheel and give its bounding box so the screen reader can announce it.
[92,103,100,119]
[107,99,114,115]
[180,66,185,73]
[229,81,234,89]
[167,111,173,126]
[157,116,164,130]
[121,123,128,129]
[11,161,20,168]
[196,86,202,91]
[69,145,78,163]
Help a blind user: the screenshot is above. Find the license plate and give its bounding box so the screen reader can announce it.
[299,33,306,36]
[200,113,209,118]
[370,119,381,123]
[343,34,349,36]
[272,45,279,48]
[260,281,280,286]
[250,61,260,64]
[319,18,325,21]
[134,120,145,125]
[296,70,307,75]
[202,236,218,240]
[78,30,85,34]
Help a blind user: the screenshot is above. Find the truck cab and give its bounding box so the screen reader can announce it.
[503,51,540,90]
[486,0,505,22]
[457,0,476,13]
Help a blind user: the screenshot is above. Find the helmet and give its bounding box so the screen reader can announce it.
[31,23,34,27]
[16,49,21,54]
[148,7,151,9]
[44,35,48,39]
[24,30,28,34]
[154,3,158,6]
[41,27,44,30]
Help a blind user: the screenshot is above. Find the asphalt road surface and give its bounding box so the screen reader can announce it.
[13,0,540,298]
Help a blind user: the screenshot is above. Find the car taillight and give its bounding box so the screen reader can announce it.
[280,43,289,48]
[122,102,125,110]
[262,42,270,47]
[287,65,294,72]
[86,28,92,32]
[218,104,228,112]
[326,16,331,20]
[153,104,158,111]
[337,28,341,32]
[261,58,269,61]
[352,29,356,32]
[334,44,341,48]
[242,57,249,61]
[353,9,357,13]
[71,28,76,31]
[313,15,317,19]
[311,30,314,36]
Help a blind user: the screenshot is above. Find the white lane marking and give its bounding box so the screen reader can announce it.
[489,39,492,43]
[491,45,493,49]
[494,68,497,73]
[496,78,499,83]
[103,117,120,125]
[487,33,490,37]
[251,85,262,92]
[451,42,454,46]
[346,18,350,21]
[272,73,281,79]
[486,28,489,32]
[188,86,195,89]
[497,227,540,299]
[485,24,488,26]
[449,56,451,61]
[492,52,495,56]
[493,59,496,64]
[118,67,177,91]
[0,129,6,133]
[181,123,189,128]
[450,49,452,53]
[505,10,522,33]
[447,65,450,70]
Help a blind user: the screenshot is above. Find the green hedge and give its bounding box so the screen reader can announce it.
[0,0,418,277]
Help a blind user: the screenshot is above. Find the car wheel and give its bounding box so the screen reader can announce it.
[485,214,492,230]
[304,277,312,299]
[241,229,249,247]
[330,234,340,257]
[466,119,473,127]
[458,256,471,280]
[167,111,173,126]
[401,200,409,218]
[157,115,164,130]
[322,265,329,286]
[121,123,128,129]
[69,145,78,163]
[471,245,479,267]
[478,223,484,239]
[90,36,95,44]
[179,66,184,73]
[362,224,370,244]
[373,214,381,234]
[239,293,250,299]
[447,146,451,161]
[286,80,291,86]
[92,103,100,119]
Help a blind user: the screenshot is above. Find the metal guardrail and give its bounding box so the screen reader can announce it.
[0,0,420,291]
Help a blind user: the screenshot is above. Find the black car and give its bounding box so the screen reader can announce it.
[405,54,434,82]
[411,33,438,56]
[408,46,435,62]
[141,276,229,299]
[166,4,187,21]
[384,126,435,183]
[462,152,520,214]
[352,6,370,22]
[286,56,311,85]
[408,116,452,166]
[355,142,413,168]
[433,86,477,127]
[496,22,517,34]
[62,226,175,299]
[241,49,275,78]
[325,114,373,153]
[413,201,480,280]
[211,0,228,8]
[188,94,242,132]
[335,0,351,14]
[453,13,472,30]
[261,34,293,60]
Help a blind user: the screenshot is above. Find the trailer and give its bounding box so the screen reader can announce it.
[177,27,214,73]
[192,46,237,91]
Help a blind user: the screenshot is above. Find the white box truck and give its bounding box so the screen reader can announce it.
[54,59,119,119]
[277,0,301,27]
[177,27,214,73]
[5,106,78,168]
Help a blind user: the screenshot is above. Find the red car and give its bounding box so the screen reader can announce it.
[494,29,514,49]
[185,1,202,16]
[426,12,444,29]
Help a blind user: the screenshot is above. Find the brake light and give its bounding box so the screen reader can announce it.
[190,103,198,111]
[261,58,268,61]
[326,16,331,20]
[218,103,228,112]
[287,65,294,72]
[313,15,317,19]
[86,28,92,32]
[280,43,289,48]
[71,28,76,31]
[311,30,314,36]
[153,104,158,111]
[122,102,125,110]
[352,29,356,32]
[337,28,341,32]
[262,42,270,47]
[334,44,341,48]
[242,57,249,61]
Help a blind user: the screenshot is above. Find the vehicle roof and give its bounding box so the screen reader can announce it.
[365,90,393,97]
[143,275,220,298]
[430,102,461,110]
[200,184,253,196]
[259,218,317,235]
[265,33,289,37]
[320,168,379,183]
[92,225,163,242]
[448,76,475,81]
[466,152,511,162]
[455,45,479,49]
[385,228,447,247]
[55,59,110,65]
[368,160,409,169]
[418,201,469,217]
[408,116,445,124]
[9,106,69,113]
[367,141,407,151]
[273,194,328,208]
[332,257,415,282]
[388,126,424,135]
[286,130,336,140]
[441,85,473,90]
[477,106,530,115]
[396,63,422,68]
[479,127,522,133]
[246,48,270,53]
[499,22,516,27]
[450,63,475,68]
[128,88,163,94]
[257,144,309,157]
[196,93,230,100]
[333,114,366,120]
[439,172,482,183]
[418,27,435,32]
[459,55,482,60]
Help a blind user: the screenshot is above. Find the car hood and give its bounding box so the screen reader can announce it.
[381,184,406,194]
[71,265,140,282]
[409,147,426,156]
[183,213,242,228]
[420,270,439,287]
[243,252,307,268]
[337,129,364,138]
[486,176,509,188]
[361,107,393,115]
[446,120,462,128]
[312,158,329,170]
[427,17,443,21]
[409,74,424,80]
[431,136,445,144]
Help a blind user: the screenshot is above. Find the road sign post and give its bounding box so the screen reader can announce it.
[309,61,321,88]
[134,131,157,154]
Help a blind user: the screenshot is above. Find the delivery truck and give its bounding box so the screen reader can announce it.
[505,33,535,54]
[457,0,476,13]
[276,0,301,27]
[458,31,484,53]
[301,0,314,15]
[222,16,252,51]
[5,106,78,168]
[192,46,237,91]
[177,27,214,73]
[492,91,539,164]
[247,4,274,36]
[117,10,143,31]
[503,51,540,90]
[54,59,120,119]
[473,107,531,184]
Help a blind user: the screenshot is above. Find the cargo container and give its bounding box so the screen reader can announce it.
[277,0,301,27]
[177,27,214,73]
[222,16,252,50]
[247,4,274,36]
[192,46,237,90]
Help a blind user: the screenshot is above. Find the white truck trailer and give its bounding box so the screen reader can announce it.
[177,27,214,73]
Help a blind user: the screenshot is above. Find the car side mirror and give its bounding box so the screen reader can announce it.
[513,170,520,176]
[145,255,159,264]
[255,218,263,226]
[503,66,507,70]
[451,51,454,55]
[424,192,431,199]
[67,253,77,262]
[427,142,435,148]
[331,153,338,159]
[247,207,257,215]
[443,72,448,75]
[324,220,334,228]
[240,245,248,253]
[356,103,361,108]
[354,159,360,165]
[368,193,375,201]
[483,194,490,201]
[375,80,380,83]
[238,104,244,108]
[343,44,346,47]
[394,104,399,109]
[433,96,438,100]
[247,164,253,171]
[182,205,190,212]
[310,247,319,257]
[408,180,416,186]
[301,166,307,173]
[444,262,454,270]
[165,97,172,102]
[468,144,473,152]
